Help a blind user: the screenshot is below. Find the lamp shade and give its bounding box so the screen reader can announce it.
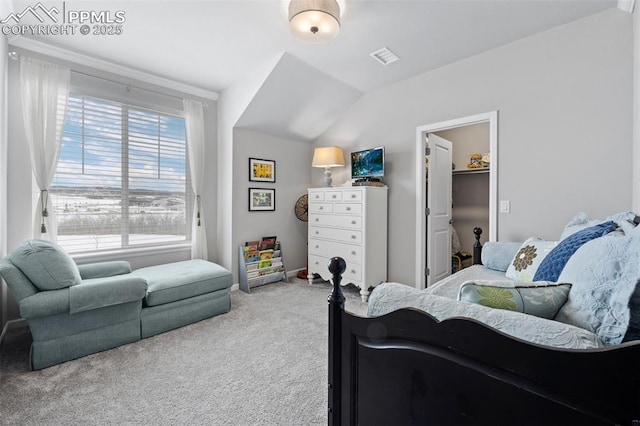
[289,0,340,44]
[312,146,345,168]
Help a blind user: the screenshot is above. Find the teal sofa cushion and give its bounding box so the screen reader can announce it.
[69,275,147,314]
[0,258,39,302]
[19,288,70,319]
[132,259,232,307]
[10,240,81,291]
[77,261,132,280]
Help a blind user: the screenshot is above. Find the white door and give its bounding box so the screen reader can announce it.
[426,133,453,286]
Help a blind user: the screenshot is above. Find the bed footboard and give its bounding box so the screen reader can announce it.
[327,257,640,425]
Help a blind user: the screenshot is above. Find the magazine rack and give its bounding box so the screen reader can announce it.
[238,242,288,293]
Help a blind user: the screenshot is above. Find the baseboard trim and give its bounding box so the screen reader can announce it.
[287,268,303,279]
[0,318,27,347]
[230,268,304,293]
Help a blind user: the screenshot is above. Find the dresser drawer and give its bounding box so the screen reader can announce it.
[343,190,363,202]
[343,262,363,282]
[334,203,362,215]
[325,191,343,201]
[309,254,362,282]
[308,238,362,263]
[310,226,362,244]
[309,203,333,214]
[309,191,325,202]
[309,214,361,229]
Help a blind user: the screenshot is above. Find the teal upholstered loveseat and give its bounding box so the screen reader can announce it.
[0,240,232,370]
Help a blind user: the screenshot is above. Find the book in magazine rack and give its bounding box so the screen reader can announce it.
[326,253,640,425]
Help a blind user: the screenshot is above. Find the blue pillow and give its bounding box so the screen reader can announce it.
[533,221,616,282]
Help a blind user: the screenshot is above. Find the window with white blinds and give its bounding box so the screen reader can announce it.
[51,93,192,254]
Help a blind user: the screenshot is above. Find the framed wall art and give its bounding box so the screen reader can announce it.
[248,188,276,212]
[249,158,276,183]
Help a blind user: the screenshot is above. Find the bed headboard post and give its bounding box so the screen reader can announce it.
[328,256,346,425]
[473,227,483,265]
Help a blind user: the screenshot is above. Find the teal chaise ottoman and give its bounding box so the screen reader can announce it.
[0,240,232,370]
[131,260,232,339]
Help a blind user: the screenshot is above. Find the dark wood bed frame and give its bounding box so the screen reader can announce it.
[327,253,640,425]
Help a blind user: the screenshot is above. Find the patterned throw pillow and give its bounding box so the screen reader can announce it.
[505,238,558,282]
[533,221,616,282]
[458,280,572,319]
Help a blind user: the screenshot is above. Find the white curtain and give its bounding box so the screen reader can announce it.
[20,57,70,242]
[183,99,208,260]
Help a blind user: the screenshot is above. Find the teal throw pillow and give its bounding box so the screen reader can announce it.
[458,280,572,320]
[10,239,81,291]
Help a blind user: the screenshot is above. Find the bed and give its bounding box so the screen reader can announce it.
[326,255,640,425]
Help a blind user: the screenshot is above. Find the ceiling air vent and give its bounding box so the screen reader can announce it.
[370,47,400,66]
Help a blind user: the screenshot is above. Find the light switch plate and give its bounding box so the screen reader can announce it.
[500,200,510,213]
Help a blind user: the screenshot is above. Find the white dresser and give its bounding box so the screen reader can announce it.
[307,186,388,302]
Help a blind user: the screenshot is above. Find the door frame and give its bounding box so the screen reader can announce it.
[415,111,498,289]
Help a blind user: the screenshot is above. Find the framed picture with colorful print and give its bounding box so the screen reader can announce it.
[249,158,276,183]
[248,188,276,212]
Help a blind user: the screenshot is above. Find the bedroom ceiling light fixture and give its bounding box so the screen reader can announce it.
[312,146,345,187]
[289,0,340,44]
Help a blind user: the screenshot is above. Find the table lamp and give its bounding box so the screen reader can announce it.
[312,146,345,187]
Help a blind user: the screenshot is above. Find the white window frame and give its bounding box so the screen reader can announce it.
[51,89,193,257]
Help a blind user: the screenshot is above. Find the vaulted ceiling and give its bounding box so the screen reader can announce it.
[7,0,618,95]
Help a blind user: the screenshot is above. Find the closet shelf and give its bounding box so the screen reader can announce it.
[453,167,489,175]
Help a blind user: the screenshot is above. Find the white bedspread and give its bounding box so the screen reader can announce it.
[367,266,600,349]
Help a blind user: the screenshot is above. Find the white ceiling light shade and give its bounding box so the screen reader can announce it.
[289,0,341,44]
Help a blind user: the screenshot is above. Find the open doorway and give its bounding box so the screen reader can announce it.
[415,111,498,289]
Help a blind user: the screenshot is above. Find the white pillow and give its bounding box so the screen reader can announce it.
[505,238,558,282]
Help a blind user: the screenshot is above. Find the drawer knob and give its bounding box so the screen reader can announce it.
[351,194,356,198]
[351,235,356,239]
[351,269,356,274]
[315,261,319,265]
[315,245,319,249]
[351,251,356,255]
[315,218,319,222]
[315,230,319,235]
[332,195,337,198]
[351,220,356,225]
[319,206,323,210]
[346,207,351,211]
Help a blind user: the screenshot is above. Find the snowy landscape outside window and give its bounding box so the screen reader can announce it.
[51,93,192,253]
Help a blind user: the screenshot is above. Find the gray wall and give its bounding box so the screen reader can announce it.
[0,24,7,330]
[315,8,633,286]
[231,128,311,283]
[216,54,282,280]
[634,6,640,212]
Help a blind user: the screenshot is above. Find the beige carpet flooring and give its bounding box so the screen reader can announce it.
[0,278,367,425]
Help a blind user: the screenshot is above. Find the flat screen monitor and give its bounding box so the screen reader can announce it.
[351,147,385,179]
